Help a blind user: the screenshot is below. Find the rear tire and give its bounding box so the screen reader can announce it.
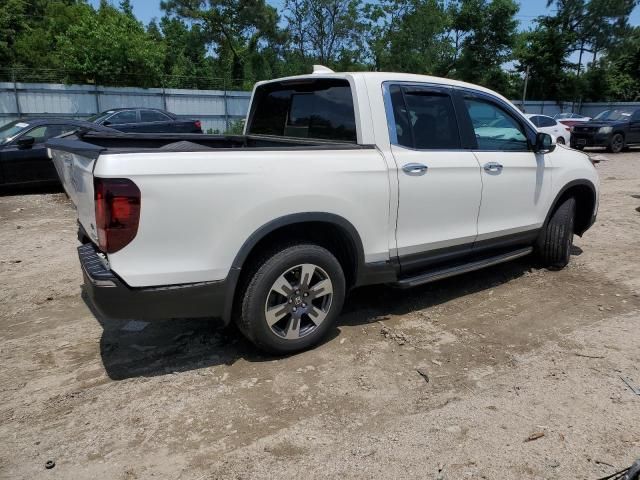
[607,133,624,153]
[535,197,575,269]
[556,136,565,145]
[236,243,345,354]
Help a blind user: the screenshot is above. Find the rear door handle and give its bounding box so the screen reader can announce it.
[402,163,428,176]
[483,162,503,173]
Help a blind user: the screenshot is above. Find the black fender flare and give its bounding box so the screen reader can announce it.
[221,212,366,324]
[542,179,597,236]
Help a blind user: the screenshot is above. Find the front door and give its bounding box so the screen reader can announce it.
[1,125,68,185]
[386,84,483,275]
[629,110,640,143]
[461,94,552,250]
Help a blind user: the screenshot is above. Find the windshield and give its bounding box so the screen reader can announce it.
[0,120,29,145]
[594,109,633,121]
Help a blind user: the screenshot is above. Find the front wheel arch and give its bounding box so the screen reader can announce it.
[543,180,597,236]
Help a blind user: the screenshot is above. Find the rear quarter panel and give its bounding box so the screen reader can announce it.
[95,148,391,287]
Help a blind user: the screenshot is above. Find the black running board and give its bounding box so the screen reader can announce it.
[392,247,533,289]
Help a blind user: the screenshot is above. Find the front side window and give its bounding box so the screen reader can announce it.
[388,85,460,149]
[107,110,137,124]
[465,98,528,151]
[0,121,29,144]
[248,79,357,142]
[25,126,48,143]
[23,125,74,144]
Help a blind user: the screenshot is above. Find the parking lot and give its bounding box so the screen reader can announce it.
[0,151,639,479]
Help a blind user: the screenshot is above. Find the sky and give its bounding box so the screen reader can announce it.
[89,0,640,30]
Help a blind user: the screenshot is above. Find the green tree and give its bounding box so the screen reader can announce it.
[0,0,29,69]
[450,0,519,91]
[157,16,214,87]
[514,17,574,100]
[161,0,281,87]
[54,2,165,86]
[283,0,366,68]
[367,0,453,75]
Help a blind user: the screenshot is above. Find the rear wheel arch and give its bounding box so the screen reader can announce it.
[222,213,365,324]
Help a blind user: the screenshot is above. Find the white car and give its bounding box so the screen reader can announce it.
[525,114,571,145]
[553,112,591,122]
[49,67,599,354]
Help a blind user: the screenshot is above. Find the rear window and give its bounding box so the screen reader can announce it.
[248,79,357,142]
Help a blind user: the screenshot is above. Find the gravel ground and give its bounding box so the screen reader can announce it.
[1,151,639,480]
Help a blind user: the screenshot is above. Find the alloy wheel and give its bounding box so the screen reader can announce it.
[264,263,333,340]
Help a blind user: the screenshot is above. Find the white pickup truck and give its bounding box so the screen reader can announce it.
[48,67,599,354]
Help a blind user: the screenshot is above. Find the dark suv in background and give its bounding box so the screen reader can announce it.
[570,108,640,153]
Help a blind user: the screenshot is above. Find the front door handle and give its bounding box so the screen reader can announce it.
[402,163,428,176]
[483,162,503,173]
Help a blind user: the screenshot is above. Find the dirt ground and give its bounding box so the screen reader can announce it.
[1,151,639,480]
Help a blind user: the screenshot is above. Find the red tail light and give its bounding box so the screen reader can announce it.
[195,120,202,130]
[94,178,141,253]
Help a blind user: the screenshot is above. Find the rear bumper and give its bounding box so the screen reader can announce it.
[79,243,228,321]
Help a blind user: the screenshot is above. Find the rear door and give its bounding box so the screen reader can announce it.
[387,83,483,275]
[460,92,552,250]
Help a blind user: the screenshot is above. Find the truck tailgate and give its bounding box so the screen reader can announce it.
[47,138,102,243]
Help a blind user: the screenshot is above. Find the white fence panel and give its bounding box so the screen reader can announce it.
[0,81,251,133]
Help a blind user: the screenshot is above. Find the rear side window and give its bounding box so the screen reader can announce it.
[248,79,357,142]
[388,85,460,149]
[537,116,556,127]
[141,110,170,122]
[464,98,528,151]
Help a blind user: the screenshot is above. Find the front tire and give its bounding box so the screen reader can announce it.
[236,244,346,354]
[535,197,575,269]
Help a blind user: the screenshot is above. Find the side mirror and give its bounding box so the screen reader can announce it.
[102,120,111,126]
[17,136,35,149]
[534,132,556,153]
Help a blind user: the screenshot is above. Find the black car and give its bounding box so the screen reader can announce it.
[570,108,640,153]
[88,108,202,134]
[0,118,113,188]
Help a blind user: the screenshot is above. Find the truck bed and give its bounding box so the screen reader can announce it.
[47,131,372,157]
